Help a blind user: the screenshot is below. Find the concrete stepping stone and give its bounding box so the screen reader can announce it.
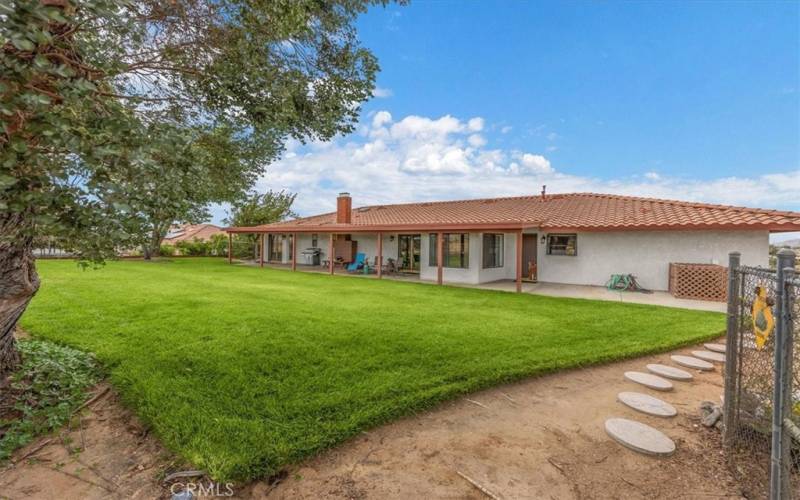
[703,343,726,353]
[624,371,673,391]
[646,363,693,381]
[618,391,677,417]
[671,355,714,371]
[605,417,676,456]
[692,350,725,363]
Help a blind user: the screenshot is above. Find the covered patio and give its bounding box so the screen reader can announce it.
[225,225,530,292]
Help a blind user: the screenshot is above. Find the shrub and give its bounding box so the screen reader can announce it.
[159,244,176,256]
[0,340,100,460]
[176,238,211,256]
[208,233,228,256]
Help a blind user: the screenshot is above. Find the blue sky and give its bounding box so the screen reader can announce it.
[215,1,799,240]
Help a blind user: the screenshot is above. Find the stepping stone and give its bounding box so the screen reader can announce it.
[704,343,726,353]
[605,417,676,456]
[671,355,714,371]
[624,371,673,391]
[692,350,725,363]
[618,391,677,417]
[646,363,693,381]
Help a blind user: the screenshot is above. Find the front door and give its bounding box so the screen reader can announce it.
[522,234,538,281]
[398,234,421,273]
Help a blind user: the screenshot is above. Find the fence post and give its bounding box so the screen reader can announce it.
[723,251,741,448]
[770,249,796,499]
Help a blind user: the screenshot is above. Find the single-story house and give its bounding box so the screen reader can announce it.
[225,191,800,292]
[163,224,225,245]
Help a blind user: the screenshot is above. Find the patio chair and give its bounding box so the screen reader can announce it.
[346,252,366,272]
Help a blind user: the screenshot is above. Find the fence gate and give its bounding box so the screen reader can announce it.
[723,249,798,499]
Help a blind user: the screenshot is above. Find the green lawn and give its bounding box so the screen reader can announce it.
[21,258,724,481]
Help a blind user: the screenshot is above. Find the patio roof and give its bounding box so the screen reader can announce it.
[226,192,800,234]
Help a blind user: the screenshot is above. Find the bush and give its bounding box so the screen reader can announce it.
[159,244,176,256]
[209,233,228,256]
[0,340,100,460]
[176,238,211,256]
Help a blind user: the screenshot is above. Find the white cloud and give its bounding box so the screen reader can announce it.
[500,125,513,134]
[371,110,393,128]
[372,86,393,98]
[389,114,463,140]
[253,110,800,218]
[519,153,553,174]
[467,117,484,132]
[468,134,487,148]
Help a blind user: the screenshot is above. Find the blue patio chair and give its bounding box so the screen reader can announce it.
[346,252,366,272]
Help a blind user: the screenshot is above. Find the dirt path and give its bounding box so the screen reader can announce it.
[1,341,744,499]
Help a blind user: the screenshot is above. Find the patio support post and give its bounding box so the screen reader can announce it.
[227,233,232,264]
[437,232,443,285]
[516,230,523,292]
[329,233,334,275]
[377,232,383,279]
[291,232,297,271]
[259,234,264,268]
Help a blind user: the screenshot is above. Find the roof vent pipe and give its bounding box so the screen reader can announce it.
[541,185,547,201]
[336,192,352,224]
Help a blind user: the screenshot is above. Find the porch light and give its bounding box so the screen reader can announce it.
[540,234,546,244]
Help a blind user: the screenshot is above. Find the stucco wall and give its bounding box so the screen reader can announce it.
[419,232,518,284]
[289,232,399,267]
[536,230,769,291]
[268,229,768,291]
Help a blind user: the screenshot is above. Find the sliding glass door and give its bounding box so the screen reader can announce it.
[397,234,421,273]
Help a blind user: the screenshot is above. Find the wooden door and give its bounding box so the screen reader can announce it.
[522,234,538,281]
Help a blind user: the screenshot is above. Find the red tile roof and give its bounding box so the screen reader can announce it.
[226,193,800,233]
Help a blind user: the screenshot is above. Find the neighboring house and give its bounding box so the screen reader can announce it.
[226,192,800,292]
[163,224,225,245]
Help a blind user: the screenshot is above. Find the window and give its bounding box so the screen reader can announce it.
[429,233,470,268]
[547,234,577,256]
[482,234,504,268]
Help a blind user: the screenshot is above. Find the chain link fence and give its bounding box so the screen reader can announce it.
[723,250,798,499]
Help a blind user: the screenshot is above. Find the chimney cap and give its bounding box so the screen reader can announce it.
[338,192,351,197]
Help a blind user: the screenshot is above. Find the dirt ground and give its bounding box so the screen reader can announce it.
[0,340,745,499]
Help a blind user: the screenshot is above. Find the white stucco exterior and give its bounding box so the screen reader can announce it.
[264,228,769,291]
[535,229,768,291]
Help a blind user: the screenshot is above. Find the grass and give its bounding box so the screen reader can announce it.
[21,257,724,481]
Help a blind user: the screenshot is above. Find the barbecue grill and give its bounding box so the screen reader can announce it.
[301,247,321,266]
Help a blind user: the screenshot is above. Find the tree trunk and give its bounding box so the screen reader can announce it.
[0,213,40,377]
[142,223,168,260]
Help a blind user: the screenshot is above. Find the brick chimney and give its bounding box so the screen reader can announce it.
[336,192,352,224]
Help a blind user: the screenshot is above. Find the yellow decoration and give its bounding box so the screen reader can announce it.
[751,286,775,350]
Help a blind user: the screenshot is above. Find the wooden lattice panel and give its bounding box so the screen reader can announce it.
[668,263,728,302]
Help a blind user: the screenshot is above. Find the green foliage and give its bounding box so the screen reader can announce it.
[159,244,176,257]
[2,0,387,261]
[22,258,725,481]
[208,234,228,256]
[0,340,100,460]
[175,238,210,256]
[226,190,298,253]
[225,190,298,229]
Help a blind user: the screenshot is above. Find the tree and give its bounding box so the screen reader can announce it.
[226,190,298,259]
[108,122,267,260]
[1,0,388,375]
